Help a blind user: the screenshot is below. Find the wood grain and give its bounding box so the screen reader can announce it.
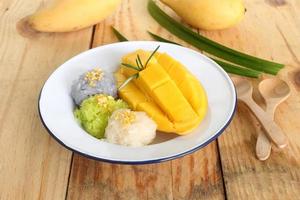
[67,0,225,200]
[212,0,300,199]
[67,155,173,200]
[1,0,300,199]
[0,0,93,199]
[171,146,224,200]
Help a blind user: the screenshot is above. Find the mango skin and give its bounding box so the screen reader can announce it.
[116,50,208,135]
[161,0,245,30]
[27,0,122,32]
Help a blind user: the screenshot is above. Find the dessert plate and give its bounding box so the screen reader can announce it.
[38,41,236,164]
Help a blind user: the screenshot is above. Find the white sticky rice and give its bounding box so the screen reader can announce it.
[105,109,157,147]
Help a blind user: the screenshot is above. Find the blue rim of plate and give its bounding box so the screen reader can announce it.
[37,41,237,164]
[38,86,237,165]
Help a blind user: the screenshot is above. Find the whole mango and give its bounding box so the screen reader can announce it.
[161,0,245,30]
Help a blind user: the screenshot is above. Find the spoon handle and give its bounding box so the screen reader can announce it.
[256,129,272,160]
[255,105,275,160]
[243,98,288,148]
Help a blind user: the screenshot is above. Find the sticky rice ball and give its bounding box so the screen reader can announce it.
[105,109,157,147]
[71,68,117,105]
[74,94,128,139]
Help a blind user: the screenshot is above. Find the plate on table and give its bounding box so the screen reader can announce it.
[38,41,236,164]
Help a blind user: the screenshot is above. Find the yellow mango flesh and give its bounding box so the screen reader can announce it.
[137,102,174,132]
[156,53,207,119]
[116,72,174,132]
[116,50,207,134]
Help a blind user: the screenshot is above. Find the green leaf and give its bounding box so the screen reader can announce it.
[147,0,284,75]
[118,73,139,90]
[111,26,128,42]
[148,31,180,45]
[144,45,160,68]
[113,25,260,78]
[135,59,142,70]
[212,59,261,78]
[137,54,144,69]
[121,63,140,71]
[147,31,261,78]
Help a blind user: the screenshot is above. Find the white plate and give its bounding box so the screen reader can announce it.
[38,41,236,164]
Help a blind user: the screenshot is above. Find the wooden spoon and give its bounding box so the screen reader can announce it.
[256,78,291,160]
[231,77,288,148]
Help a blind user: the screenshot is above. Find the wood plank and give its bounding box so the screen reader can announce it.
[0,0,93,199]
[67,0,225,200]
[171,146,224,200]
[67,155,173,200]
[210,0,300,199]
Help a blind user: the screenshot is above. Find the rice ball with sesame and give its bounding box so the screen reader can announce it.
[74,94,128,139]
[105,109,157,147]
[71,68,117,105]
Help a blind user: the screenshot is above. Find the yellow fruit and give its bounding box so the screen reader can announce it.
[161,0,245,30]
[116,72,174,132]
[26,0,122,32]
[156,53,207,120]
[116,50,208,135]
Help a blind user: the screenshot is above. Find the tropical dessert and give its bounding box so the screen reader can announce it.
[71,46,207,147]
[74,94,128,139]
[71,68,117,105]
[105,109,157,147]
[115,47,207,135]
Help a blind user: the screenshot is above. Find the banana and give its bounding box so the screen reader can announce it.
[25,0,122,32]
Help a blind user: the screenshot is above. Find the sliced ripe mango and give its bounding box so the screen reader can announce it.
[137,102,174,132]
[174,117,202,133]
[166,61,188,85]
[151,80,198,122]
[184,75,208,119]
[116,70,175,132]
[156,52,175,72]
[116,50,208,135]
[155,53,207,121]
[138,63,170,90]
[122,49,157,68]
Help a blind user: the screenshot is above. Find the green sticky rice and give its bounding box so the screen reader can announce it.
[74,95,128,139]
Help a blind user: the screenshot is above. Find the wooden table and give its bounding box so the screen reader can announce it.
[1,0,300,199]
